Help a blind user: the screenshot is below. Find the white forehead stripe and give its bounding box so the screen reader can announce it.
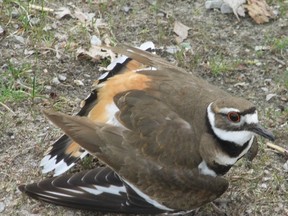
[219,107,240,114]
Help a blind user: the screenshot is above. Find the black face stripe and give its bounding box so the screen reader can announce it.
[206,115,250,158]
[216,139,249,158]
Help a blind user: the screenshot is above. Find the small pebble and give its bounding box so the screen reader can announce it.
[58,74,67,82]
[52,77,60,85]
[29,17,40,25]
[0,202,5,213]
[74,80,84,86]
[261,87,268,92]
[44,85,52,90]
[283,160,288,172]
[255,46,270,51]
[24,49,35,55]
[255,61,262,66]
[0,25,4,35]
[122,5,132,13]
[90,35,102,46]
[260,183,267,189]
[11,9,20,18]
[14,35,25,44]
[43,24,53,31]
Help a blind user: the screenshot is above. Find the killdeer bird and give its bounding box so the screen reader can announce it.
[19,42,275,214]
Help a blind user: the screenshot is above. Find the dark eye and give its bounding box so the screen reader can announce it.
[227,112,241,123]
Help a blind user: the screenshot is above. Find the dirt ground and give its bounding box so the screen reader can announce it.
[0,0,287,215]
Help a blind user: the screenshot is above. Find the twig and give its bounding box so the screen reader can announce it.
[0,102,16,115]
[16,80,33,91]
[29,4,54,13]
[272,56,286,65]
[266,142,288,156]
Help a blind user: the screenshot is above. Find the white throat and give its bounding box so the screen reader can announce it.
[207,103,254,146]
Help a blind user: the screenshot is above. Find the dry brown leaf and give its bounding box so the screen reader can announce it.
[74,9,95,23]
[94,19,108,29]
[55,7,72,19]
[173,21,191,44]
[74,10,88,23]
[245,0,275,24]
[76,46,116,63]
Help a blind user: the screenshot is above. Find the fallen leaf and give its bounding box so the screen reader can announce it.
[73,8,96,23]
[76,45,116,63]
[74,9,88,23]
[94,18,108,29]
[173,21,191,44]
[245,0,275,24]
[266,93,277,101]
[24,49,35,56]
[54,44,62,59]
[223,0,246,20]
[164,45,180,54]
[205,0,223,9]
[54,7,72,19]
[14,35,25,44]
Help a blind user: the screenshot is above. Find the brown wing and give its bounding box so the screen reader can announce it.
[113,89,201,168]
[42,87,229,210]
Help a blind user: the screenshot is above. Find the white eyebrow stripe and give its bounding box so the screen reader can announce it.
[219,107,240,114]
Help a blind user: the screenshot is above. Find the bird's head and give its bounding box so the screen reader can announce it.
[207,97,275,145]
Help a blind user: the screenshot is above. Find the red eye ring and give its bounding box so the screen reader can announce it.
[227,112,241,123]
